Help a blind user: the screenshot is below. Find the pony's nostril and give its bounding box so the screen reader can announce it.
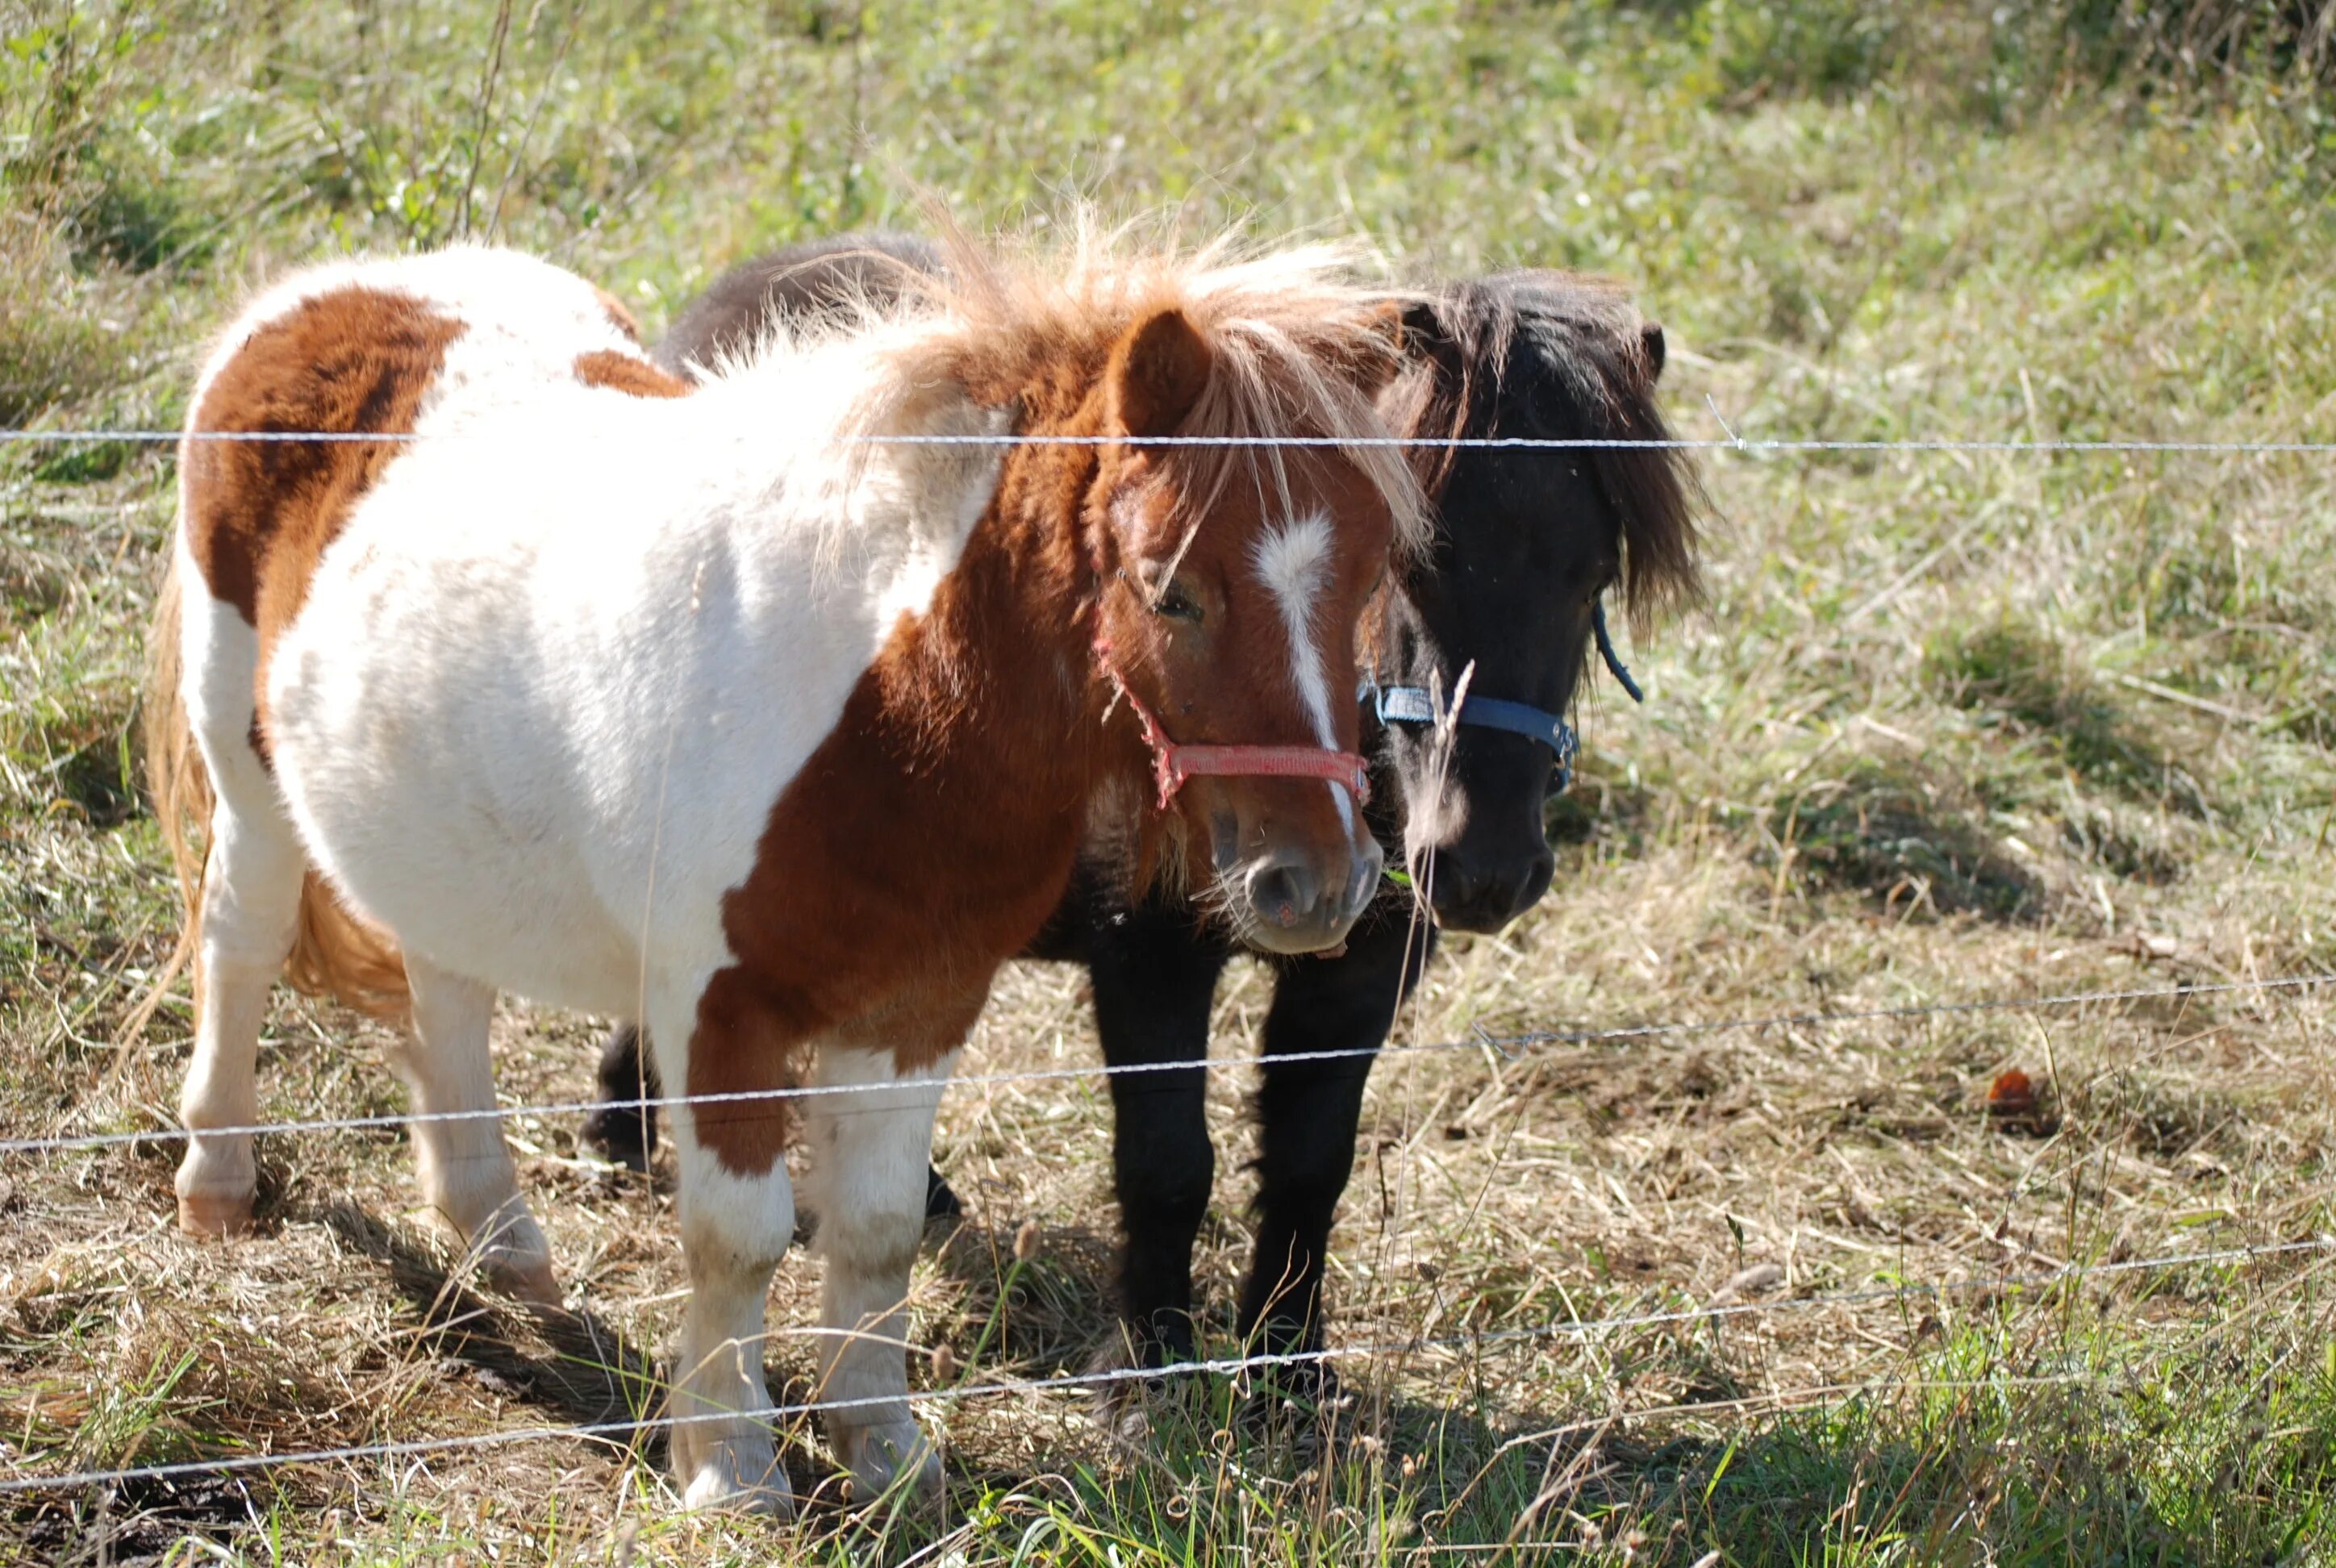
[1435,864,1484,913]
[1520,851,1556,909]
[1246,861,1319,928]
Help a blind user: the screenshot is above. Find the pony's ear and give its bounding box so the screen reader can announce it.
[1107,307,1213,439]
[1396,298,1444,356]
[1639,321,1667,384]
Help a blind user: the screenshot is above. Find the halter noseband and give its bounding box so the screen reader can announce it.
[1095,639,1372,812]
[1365,600,1642,795]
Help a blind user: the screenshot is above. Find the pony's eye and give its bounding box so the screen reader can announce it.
[1152,581,1204,624]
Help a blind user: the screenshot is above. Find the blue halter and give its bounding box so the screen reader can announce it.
[1365,600,1642,796]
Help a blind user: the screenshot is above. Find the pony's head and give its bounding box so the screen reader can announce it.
[1085,305,1416,952]
[1378,274,1704,932]
[918,220,1430,953]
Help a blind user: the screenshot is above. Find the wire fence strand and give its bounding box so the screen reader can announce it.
[5,973,2326,1158]
[3,1236,2323,1496]
[5,427,2336,453]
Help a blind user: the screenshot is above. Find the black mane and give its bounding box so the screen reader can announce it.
[1419,273,1706,626]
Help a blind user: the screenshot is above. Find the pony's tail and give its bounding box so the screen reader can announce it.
[283,870,411,1021]
[119,555,209,1049]
[122,552,411,1045]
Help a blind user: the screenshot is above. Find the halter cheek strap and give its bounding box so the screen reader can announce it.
[1364,600,1641,797]
[1095,639,1372,811]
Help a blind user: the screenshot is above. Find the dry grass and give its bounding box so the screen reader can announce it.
[4,1,2335,1562]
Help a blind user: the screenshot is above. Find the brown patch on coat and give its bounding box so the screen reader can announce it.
[170,284,459,1019]
[182,286,461,654]
[594,287,645,344]
[574,349,690,399]
[682,302,1399,1178]
[685,518,1095,1175]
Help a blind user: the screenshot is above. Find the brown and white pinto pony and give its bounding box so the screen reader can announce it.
[144,234,1427,1513]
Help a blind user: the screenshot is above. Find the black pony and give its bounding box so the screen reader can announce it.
[584,236,1703,1396]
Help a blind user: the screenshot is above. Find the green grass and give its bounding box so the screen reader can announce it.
[4,0,2335,1562]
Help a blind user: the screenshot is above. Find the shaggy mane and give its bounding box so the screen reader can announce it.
[715,213,1434,557]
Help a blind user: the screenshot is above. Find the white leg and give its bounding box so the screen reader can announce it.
[802,1042,959,1504]
[651,986,797,1516]
[174,795,304,1234]
[388,953,556,1305]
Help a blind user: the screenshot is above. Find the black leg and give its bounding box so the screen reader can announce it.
[924,1164,963,1220]
[581,1023,659,1172]
[1086,885,1232,1368]
[1237,899,1437,1402]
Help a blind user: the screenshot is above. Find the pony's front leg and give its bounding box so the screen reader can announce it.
[1237,903,1433,1407]
[652,982,798,1516]
[391,954,557,1305]
[1087,895,1231,1369]
[803,989,980,1505]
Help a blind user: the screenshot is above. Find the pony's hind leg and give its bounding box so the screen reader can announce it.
[802,990,979,1505]
[389,953,557,1306]
[175,790,306,1235]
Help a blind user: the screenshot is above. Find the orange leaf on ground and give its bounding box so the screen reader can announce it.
[1988,1069,2036,1116]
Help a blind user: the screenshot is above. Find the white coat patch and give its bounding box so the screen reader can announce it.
[1249,512,1352,830]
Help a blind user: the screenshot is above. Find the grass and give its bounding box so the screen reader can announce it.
[3,0,2335,1561]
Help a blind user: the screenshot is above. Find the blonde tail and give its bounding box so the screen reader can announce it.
[123,553,410,1047]
[283,869,411,1020]
[119,557,209,1048]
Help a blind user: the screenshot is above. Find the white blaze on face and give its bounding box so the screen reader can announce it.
[1249,511,1354,833]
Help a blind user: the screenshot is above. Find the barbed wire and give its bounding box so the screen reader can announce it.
[3,427,2335,453]
[4,974,2325,1159]
[2,1235,2323,1497]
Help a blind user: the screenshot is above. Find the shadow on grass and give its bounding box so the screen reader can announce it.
[1928,618,2212,819]
[1776,757,2043,922]
[320,1202,657,1431]
[323,1201,848,1509]
[6,1203,669,1563]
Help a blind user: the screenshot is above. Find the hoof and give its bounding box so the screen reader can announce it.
[1238,1357,1347,1453]
[1099,1390,1153,1450]
[578,1107,652,1174]
[832,1418,942,1505]
[680,1454,795,1517]
[445,1202,562,1307]
[1084,1330,1196,1417]
[176,1141,257,1236]
[488,1252,563,1309]
[176,1190,257,1236]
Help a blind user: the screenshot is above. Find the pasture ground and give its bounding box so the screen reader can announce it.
[3,2,2334,1562]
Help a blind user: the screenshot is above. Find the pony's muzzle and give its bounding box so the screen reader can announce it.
[1241,833,1383,954]
[1429,843,1555,934]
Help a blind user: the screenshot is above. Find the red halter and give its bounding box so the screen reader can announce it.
[1094,637,1372,811]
